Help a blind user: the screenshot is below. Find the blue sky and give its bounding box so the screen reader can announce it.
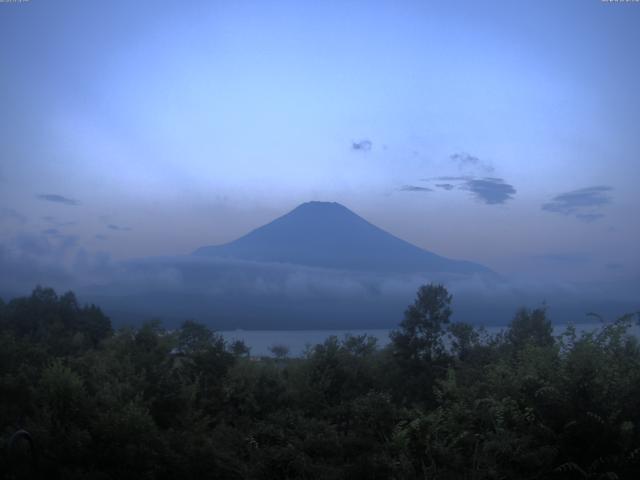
[1,0,639,288]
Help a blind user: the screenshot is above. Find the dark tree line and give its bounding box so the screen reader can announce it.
[1,285,639,479]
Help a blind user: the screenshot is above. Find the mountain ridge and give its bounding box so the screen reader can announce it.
[193,201,492,275]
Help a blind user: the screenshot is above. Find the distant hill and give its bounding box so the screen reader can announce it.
[194,201,492,275]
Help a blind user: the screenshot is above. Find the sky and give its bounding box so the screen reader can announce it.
[1,0,639,296]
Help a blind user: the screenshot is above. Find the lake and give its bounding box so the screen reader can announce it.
[220,322,640,357]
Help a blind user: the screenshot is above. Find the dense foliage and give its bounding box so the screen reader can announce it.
[1,285,639,479]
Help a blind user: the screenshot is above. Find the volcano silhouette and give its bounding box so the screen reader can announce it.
[194,201,491,275]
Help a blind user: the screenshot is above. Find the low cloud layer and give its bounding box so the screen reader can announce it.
[37,194,80,206]
[1,231,636,330]
[542,186,612,222]
[0,233,111,295]
[0,208,26,224]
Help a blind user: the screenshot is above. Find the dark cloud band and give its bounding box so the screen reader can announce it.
[399,185,433,192]
[37,194,79,206]
[108,224,132,232]
[419,176,516,204]
[462,177,516,205]
[542,186,612,221]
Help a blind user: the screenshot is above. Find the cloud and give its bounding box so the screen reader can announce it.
[450,152,494,173]
[421,176,516,204]
[450,152,479,167]
[0,233,114,294]
[95,234,109,241]
[541,186,612,221]
[75,256,640,328]
[42,228,60,236]
[351,139,372,152]
[423,176,471,182]
[461,177,516,204]
[107,224,132,232]
[1,235,636,330]
[399,185,433,192]
[0,208,26,224]
[36,194,80,206]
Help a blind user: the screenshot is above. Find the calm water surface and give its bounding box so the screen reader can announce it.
[220,322,640,357]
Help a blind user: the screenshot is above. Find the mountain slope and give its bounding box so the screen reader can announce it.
[193,201,492,275]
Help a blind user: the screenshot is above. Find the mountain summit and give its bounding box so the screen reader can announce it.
[194,201,491,275]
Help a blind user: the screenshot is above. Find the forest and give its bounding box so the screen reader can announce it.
[1,285,639,479]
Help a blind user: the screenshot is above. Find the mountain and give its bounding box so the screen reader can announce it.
[74,202,635,329]
[193,201,492,275]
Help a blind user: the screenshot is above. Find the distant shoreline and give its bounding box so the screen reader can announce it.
[219,322,640,357]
